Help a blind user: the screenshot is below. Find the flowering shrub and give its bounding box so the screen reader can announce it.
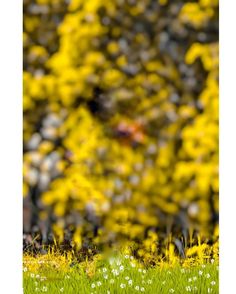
[23,0,218,251]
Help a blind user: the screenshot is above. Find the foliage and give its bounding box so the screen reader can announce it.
[23,0,219,250]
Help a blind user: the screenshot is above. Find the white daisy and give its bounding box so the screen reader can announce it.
[186,286,191,292]
[120,265,124,271]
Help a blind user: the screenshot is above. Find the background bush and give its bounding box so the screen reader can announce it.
[23,0,219,250]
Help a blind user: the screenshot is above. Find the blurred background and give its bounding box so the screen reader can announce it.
[23,0,218,251]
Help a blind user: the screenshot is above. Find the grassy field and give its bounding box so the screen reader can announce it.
[23,254,219,293]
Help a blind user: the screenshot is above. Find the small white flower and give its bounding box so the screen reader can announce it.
[186,286,192,292]
[60,288,64,292]
[202,265,206,268]
[128,280,133,285]
[143,269,147,274]
[130,256,134,260]
[110,279,115,284]
[91,283,96,289]
[65,275,70,279]
[147,279,152,284]
[23,267,28,272]
[97,281,102,286]
[199,271,203,276]
[125,255,129,259]
[107,291,110,294]
[138,268,142,273]
[193,286,198,290]
[120,265,124,271]
[169,289,175,293]
[162,281,166,285]
[135,286,140,291]
[210,281,216,286]
[193,276,197,281]
[104,275,108,279]
[167,271,171,274]
[211,259,215,264]
[102,267,107,273]
[141,287,145,292]
[42,286,47,292]
[112,269,119,276]
[116,260,121,266]
[120,283,126,288]
[206,273,210,278]
[181,269,185,273]
[109,258,115,265]
[131,263,136,268]
[30,273,35,278]
[125,276,130,280]
[188,278,192,282]
[36,275,40,279]
[207,288,213,293]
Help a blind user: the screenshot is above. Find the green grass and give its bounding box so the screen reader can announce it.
[23,255,219,293]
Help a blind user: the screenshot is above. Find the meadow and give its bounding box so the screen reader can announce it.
[23,244,219,294]
[23,256,218,293]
